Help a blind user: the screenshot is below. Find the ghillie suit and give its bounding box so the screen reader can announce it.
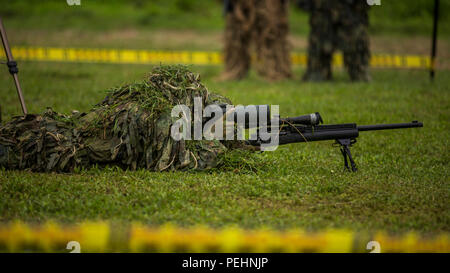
[221,0,292,81]
[298,0,371,82]
[0,66,256,173]
[254,0,292,80]
[221,0,255,81]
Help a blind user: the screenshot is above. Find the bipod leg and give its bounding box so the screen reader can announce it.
[340,146,349,170]
[336,139,357,172]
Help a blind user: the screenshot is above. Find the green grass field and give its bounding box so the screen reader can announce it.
[0,0,449,237]
[1,63,449,235]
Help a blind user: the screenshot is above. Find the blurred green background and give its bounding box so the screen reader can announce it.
[1,0,449,36]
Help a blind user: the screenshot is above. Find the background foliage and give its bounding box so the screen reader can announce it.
[1,0,449,36]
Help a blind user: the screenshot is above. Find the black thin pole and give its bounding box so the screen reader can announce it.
[430,0,439,80]
[0,17,28,115]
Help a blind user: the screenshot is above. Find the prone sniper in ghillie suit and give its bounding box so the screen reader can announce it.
[0,65,423,173]
[0,65,259,173]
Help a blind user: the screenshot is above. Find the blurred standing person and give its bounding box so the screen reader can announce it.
[221,0,292,81]
[254,0,292,80]
[220,0,255,80]
[299,0,371,82]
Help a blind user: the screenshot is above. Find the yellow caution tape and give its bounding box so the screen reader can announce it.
[0,221,448,253]
[0,46,432,69]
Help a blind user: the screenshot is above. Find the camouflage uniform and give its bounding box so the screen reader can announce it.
[0,66,249,173]
[221,0,292,81]
[299,0,371,81]
[254,0,292,80]
[221,0,255,80]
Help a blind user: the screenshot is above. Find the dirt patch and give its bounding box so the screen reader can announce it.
[9,29,223,50]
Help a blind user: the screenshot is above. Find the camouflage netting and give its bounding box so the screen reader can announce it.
[0,66,257,173]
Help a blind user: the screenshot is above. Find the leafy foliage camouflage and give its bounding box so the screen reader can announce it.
[221,0,292,81]
[0,65,260,173]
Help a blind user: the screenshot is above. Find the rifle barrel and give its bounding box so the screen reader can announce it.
[357,121,423,132]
